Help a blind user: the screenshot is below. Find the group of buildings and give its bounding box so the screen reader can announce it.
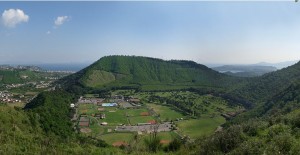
[0,91,22,103]
[76,95,142,128]
[77,95,141,108]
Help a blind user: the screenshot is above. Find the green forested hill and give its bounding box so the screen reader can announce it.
[0,91,122,154]
[192,62,300,154]
[193,82,300,154]
[230,61,300,103]
[0,70,24,84]
[59,55,243,93]
[24,91,75,138]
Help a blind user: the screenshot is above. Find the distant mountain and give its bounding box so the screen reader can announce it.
[58,55,242,93]
[254,60,298,69]
[212,65,277,77]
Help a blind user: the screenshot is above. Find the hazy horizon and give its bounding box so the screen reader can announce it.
[0,55,298,67]
[1,2,300,64]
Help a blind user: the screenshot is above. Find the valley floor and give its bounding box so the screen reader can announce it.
[73,90,243,147]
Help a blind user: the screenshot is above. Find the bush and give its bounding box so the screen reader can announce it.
[230,139,264,155]
[165,138,182,152]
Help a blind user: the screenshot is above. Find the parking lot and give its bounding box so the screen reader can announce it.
[115,122,172,133]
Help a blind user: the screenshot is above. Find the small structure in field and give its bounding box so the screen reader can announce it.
[129,98,140,104]
[95,113,106,119]
[100,113,106,119]
[102,103,118,107]
[101,122,108,126]
[98,107,105,111]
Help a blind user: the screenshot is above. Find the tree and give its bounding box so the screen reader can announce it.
[144,122,162,152]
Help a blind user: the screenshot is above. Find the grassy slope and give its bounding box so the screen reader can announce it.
[83,70,116,87]
[147,103,184,121]
[177,117,225,138]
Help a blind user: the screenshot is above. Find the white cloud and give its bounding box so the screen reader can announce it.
[46,31,51,35]
[1,9,29,28]
[54,16,68,26]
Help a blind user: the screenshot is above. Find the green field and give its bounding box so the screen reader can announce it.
[77,90,241,145]
[100,132,134,144]
[78,104,99,115]
[84,94,99,98]
[125,108,149,117]
[147,103,184,121]
[177,116,225,138]
[101,110,128,126]
[78,103,156,126]
[100,131,178,146]
[129,116,156,125]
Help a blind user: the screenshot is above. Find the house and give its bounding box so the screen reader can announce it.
[129,98,140,103]
[95,113,106,119]
[100,113,106,119]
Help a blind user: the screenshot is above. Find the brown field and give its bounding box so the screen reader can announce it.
[148,120,156,124]
[160,140,170,144]
[112,141,128,147]
[80,128,91,133]
[140,112,150,116]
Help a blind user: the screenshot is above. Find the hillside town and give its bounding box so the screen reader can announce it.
[0,91,22,103]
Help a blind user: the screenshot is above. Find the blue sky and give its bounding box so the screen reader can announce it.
[0,1,300,64]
